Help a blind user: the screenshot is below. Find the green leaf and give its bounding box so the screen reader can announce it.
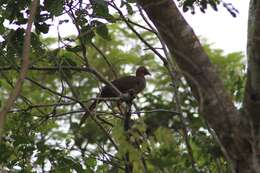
[91,0,109,18]
[85,157,97,170]
[209,0,218,11]
[44,0,64,16]
[14,12,27,25]
[35,22,49,34]
[95,21,111,40]
[13,135,29,146]
[62,157,85,173]
[126,3,134,15]
[0,143,12,162]
[81,25,95,43]
[62,57,77,66]
[0,24,4,34]
[66,45,82,53]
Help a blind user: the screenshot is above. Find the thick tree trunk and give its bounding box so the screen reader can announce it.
[137,0,259,172]
[243,0,260,171]
[245,0,260,154]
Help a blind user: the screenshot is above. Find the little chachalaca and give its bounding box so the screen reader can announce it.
[79,66,151,126]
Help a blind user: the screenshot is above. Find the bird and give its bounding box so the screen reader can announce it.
[79,66,151,126]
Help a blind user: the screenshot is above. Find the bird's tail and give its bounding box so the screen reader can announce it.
[79,100,99,126]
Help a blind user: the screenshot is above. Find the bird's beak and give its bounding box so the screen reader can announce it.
[146,71,151,76]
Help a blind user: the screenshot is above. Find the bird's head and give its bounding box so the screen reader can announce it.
[136,66,151,77]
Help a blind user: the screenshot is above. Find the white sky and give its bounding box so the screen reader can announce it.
[49,0,249,55]
[183,0,249,54]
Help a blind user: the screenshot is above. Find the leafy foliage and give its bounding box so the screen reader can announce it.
[177,0,239,17]
[0,0,245,172]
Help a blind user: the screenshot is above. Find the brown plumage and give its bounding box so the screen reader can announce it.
[79,66,151,126]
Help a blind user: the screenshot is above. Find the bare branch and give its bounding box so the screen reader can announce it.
[90,42,118,79]
[1,66,122,97]
[137,0,251,171]
[109,1,168,66]
[0,0,39,134]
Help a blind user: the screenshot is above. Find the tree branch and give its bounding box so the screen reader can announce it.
[1,65,122,98]
[109,1,168,66]
[137,0,251,170]
[90,42,118,79]
[0,0,39,134]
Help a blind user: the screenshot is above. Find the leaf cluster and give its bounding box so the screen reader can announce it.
[0,1,245,172]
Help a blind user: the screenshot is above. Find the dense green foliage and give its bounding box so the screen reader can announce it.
[0,0,245,172]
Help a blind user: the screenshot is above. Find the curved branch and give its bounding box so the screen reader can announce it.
[137,0,251,171]
[0,0,39,134]
[90,42,118,79]
[109,1,168,66]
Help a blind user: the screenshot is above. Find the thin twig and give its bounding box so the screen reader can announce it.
[66,1,89,66]
[90,42,118,79]
[26,77,78,102]
[170,64,197,171]
[92,116,119,150]
[137,4,198,169]
[0,0,39,134]
[126,19,156,34]
[109,1,168,66]
[0,65,123,99]
[134,109,180,114]
[0,70,48,116]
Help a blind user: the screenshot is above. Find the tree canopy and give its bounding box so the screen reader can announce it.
[0,0,258,173]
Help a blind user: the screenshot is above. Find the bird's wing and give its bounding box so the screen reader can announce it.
[101,76,146,97]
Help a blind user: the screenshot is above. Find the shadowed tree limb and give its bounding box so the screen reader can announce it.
[137,4,198,169]
[90,42,118,79]
[137,0,254,172]
[0,0,39,135]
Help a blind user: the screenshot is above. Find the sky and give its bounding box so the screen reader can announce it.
[1,1,249,54]
[48,0,249,55]
[183,0,249,54]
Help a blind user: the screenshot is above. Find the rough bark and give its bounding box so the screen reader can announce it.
[245,0,260,145]
[0,0,39,135]
[137,0,258,172]
[244,0,260,171]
